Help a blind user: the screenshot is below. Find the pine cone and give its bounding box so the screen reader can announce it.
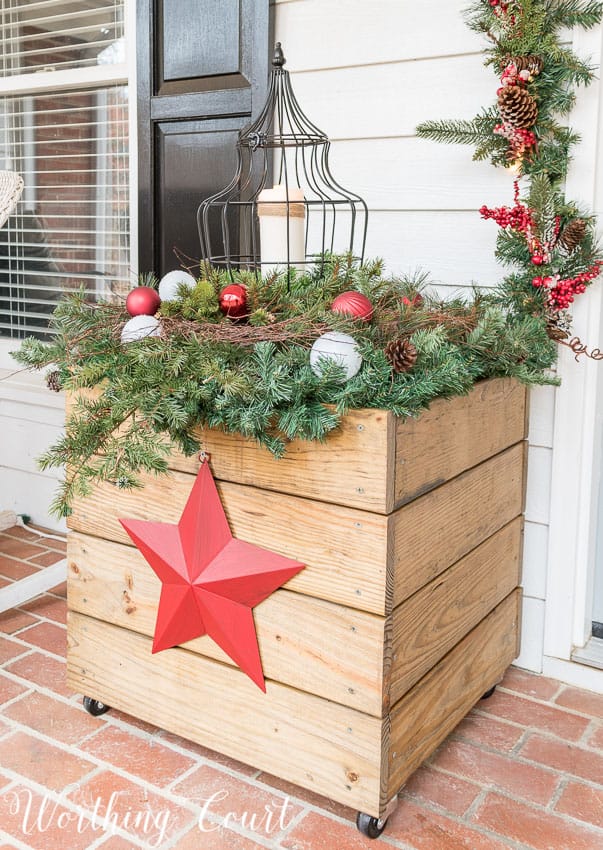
[45,370,62,392]
[498,86,538,129]
[508,55,543,76]
[385,338,417,373]
[545,318,570,342]
[559,218,586,252]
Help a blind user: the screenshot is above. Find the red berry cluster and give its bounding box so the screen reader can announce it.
[493,123,537,163]
[490,0,516,22]
[532,263,602,310]
[480,200,534,233]
[514,128,536,148]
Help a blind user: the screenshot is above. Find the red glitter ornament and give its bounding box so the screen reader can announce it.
[126,286,161,317]
[219,284,247,318]
[331,290,374,322]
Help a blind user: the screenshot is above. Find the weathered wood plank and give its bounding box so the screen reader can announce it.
[66,378,522,515]
[386,590,521,803]
[67,611,385,814]
[67,531,387,716]
[67,390,395,513]
[389,518,522,706]
[395,378,526,506]
[65,392,395,514]
[68,470,391,615]
[391,442,525,607]
[188,409,394,513]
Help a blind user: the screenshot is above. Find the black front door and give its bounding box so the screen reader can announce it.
[136,0,271,275]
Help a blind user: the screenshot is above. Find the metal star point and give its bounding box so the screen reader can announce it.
[119,461,304,691]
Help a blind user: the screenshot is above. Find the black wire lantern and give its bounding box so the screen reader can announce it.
[197,43,368,278]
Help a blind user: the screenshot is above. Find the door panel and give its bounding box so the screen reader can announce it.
[156,120,243,272]
[137,0,270,274]
[161,0,241,82]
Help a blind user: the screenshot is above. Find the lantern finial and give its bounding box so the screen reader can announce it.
[273,43,286,67]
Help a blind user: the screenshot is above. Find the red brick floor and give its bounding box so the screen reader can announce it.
[2,525,603,849]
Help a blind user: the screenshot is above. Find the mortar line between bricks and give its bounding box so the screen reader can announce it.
[0,775,18,796]
[394,792,534,850]
[547,774,570,811]
[432,753,603,799]
[0,764,103,801]
[580,718,601,746]
[259,800,309,847]
[0,631,66,660]
[0,687,34,710]
[510,726,533,756]
[11,607,67,629]
[0,647,34,668]
[0,766,198,849]
[162,760,208,793]
[86,830,146,850]
[0,722,207,811]
[2,669,206,757]
[491,686,602,723]
[0,667,98,711]
[84,809,197,850]
[15,605,67,627]
[466,781,603,837]
[140,816,210,850]
[460,784,490,820]
[0,825,33,850]
[516,730,603,774]
[427,745,570,785]
[470,708,603,752]
[173,802,290,850]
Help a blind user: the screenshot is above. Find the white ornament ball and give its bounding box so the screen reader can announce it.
[310,331,362,381]
[121,314,161,343]
[158,270,197,301]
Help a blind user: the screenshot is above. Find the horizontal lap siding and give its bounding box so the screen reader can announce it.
[273,0,500,287]
[274,0,553,671]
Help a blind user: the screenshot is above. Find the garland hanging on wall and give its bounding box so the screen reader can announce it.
[12,0,603,517]
[417,0,603,347]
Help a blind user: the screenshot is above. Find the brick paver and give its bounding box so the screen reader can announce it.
[2,526,603,850]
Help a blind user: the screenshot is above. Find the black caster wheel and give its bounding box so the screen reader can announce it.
[481,685,497,700]
[83,696,111,716]
[356,811,388,839]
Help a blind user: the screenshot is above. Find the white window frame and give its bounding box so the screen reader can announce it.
[0,0,137,373]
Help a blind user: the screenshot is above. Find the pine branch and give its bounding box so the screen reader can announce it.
[416,114,497,146]
[544,0,603,29]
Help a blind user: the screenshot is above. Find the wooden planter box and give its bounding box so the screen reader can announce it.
[66,377,526,822]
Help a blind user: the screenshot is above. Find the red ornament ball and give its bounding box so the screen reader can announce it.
[331,290,374,322]
[219,284,247,318]
[126,286,161,317]
[531,253,545,266]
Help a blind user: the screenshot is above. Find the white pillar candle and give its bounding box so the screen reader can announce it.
[257,184,306,272]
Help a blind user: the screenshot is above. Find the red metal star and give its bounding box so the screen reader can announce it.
[119,460,304,691]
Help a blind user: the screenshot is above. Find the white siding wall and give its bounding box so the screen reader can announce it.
[0,348,66,533]
[2,1,600,681]
[274,0,562,672]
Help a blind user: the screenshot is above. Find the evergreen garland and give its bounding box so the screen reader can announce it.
[14,258,555,517]
[417,0,603,334]
[13,0,603,517]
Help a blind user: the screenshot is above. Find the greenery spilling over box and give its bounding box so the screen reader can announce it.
[67,377,525,818]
